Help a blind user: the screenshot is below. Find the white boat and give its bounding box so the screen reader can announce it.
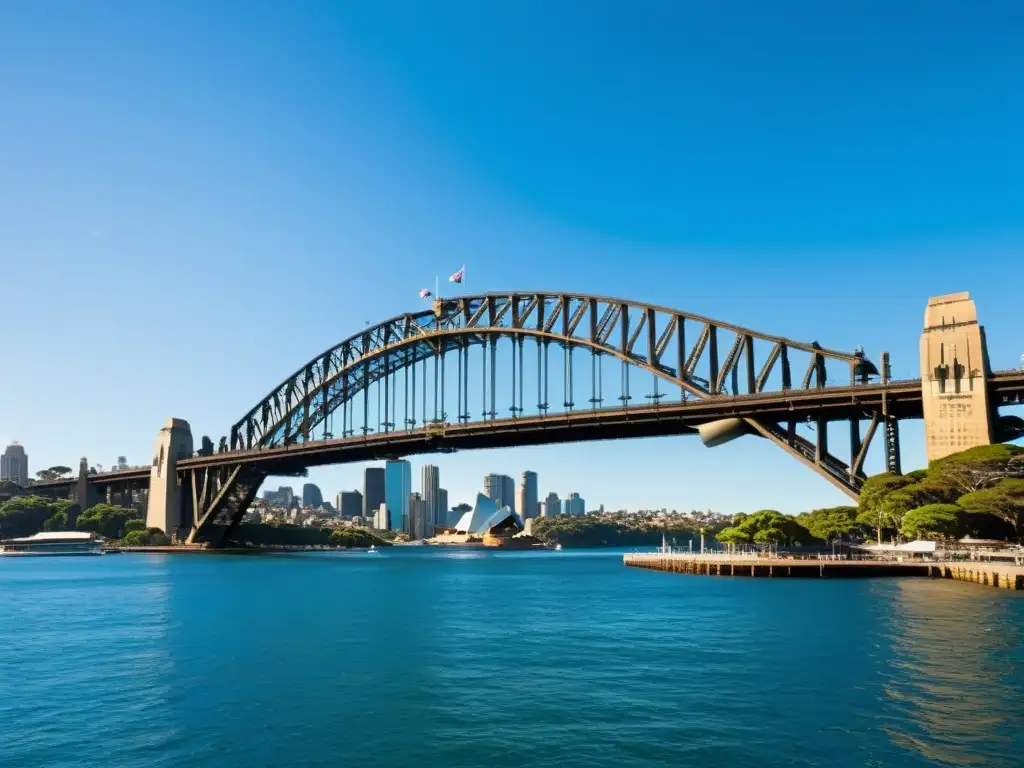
[554,544,563,551]
[366,545,379,554]
[0,531,103,556]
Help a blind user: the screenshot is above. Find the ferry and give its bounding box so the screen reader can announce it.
[0,531,104,557]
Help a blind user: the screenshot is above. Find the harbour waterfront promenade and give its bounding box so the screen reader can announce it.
[624,552,1024,591]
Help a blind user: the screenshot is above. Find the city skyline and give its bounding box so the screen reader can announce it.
[2,3,1022,514]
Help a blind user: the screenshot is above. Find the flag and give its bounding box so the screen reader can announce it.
[448,265,465,283]
[419,288,432,299]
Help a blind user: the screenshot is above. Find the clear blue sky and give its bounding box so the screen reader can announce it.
[1,1,1021,513]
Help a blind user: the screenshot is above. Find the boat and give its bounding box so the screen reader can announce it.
[554,544,563,551]
[366,545,379,554]
[0,531,103,556]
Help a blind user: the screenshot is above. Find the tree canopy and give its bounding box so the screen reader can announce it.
[902,504,963,541]
[958,478,1024,540]
[76,504,142,539]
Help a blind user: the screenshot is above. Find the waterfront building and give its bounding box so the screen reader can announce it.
[437,488,448,529]
[421,464,440,527]
[538,501,547,517]
[302,483,323,509]
[1,442,28,487]
[385,460,412,531]
[337,490,362,518]
[565,493,585,516]
[409,492,428,539]
[454,493,522,536]
[519,471,538,522]
[484,473,516,512]
[374,502,388,531]
[544,492,561,516]
[362,467,385,520]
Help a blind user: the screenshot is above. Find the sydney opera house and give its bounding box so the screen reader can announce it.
[433,493,539,548]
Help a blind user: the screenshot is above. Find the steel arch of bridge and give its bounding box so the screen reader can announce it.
[228,292,881,497]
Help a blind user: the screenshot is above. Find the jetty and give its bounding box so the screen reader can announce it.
[623,553,1024,591]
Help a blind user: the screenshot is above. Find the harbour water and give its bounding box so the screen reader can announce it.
[1,548,1022,768]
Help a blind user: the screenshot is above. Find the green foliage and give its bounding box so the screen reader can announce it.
[902,504,963,541]
[124,519,147,534]
[42,511,68,532]
[329,528,387,548]
[76,504,142,539]
[733,510,814,547]
[0,496,66,538]
[229,523,387,548]
[715,527,751,546]
[531,515,720,548]
[930,444,1024,493]
[120,528,171,547]
[798,506,859,543]
[958,478,1024,540]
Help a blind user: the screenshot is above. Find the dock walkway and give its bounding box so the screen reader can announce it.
[623,553,1024,591]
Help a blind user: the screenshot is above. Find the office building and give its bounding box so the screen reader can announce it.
[565,492,585,516]
[519,471,538,522]
[409,492,428,539]
[385,460,412,532]
[363,467,385,520]
[544,492,561,517]
[302,483,323,509]
[538,501,547,517]
[337,490,362,518]
[437,488,448,529]
[262,486,295,508]
[375,502,388,531]
[1,442,28,487]
[484,473,516,512]
[421,464,440,527]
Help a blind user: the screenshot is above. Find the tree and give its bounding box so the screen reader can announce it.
[733,510,813,546]
[753,527,785,548]
[0,496,65,538]
[958,479,1024,541]
[800,506,858,545]
[124,519,147,534]
[902,504,963,541]
[76,504,142,539]
[857,473,915,543]
[716,527,751,547]
[42,511,68,532]
[930,444,1024,494]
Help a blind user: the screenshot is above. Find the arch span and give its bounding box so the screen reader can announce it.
[226,292,879,498]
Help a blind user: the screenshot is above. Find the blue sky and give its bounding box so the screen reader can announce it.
[1,1,1021,514]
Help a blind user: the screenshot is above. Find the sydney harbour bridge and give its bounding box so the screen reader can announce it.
[33,290,1024,548]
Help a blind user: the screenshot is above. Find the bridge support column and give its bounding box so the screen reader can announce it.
[75,457,100,511]
[147,418,194,539]
[920,293,993,461]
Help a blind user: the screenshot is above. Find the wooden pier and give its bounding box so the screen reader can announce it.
[623,553,1024,591]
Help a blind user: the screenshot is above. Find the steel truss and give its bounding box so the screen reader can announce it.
[221,294,886,504]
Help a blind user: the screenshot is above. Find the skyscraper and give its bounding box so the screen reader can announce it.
[409,492,427,539]
[363,467,385,519]
[519,471,538,522]
[484,473,515,511]
[565,493,585,516]
[385,460,412,531]
[544,492,561,516]
[337,490,362,518]
[437,488,448,529]
[1,443,28,487]
[302,483,323,509]
[421,464,440,526]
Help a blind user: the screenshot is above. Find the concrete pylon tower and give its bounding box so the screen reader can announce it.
[147,418,194,537]
[919,292,993,462]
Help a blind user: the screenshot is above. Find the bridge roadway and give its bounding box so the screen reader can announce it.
[32,370,1024,492]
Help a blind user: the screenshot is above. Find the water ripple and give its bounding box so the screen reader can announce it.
[1,551,1021,767]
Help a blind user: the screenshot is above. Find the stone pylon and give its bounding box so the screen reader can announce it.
[147,418,194,537]
[919,292,994,462]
